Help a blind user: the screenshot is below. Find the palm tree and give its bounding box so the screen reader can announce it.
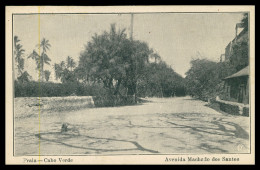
[38,38,51,53]
[53,63,63,80]
[28,38,51,81]
[44,70,51,82]
[14,36,25,76]
[60,61,66,70]
[53,60,70,81]
[66,56,76,71]
[17,71,31,83]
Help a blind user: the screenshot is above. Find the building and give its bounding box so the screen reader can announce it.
[223,66,249,104]
[216,19,250,116]
[224,23,248,62]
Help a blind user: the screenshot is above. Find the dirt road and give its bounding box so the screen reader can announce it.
[14,96,250,156]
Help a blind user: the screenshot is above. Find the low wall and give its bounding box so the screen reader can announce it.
[14,95,136,118]
[243,107,249,117]
[93,95,135,107]
[214,98,249,117]
[14,96,95,118]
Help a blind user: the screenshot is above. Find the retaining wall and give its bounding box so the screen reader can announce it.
[14,96,95,118]
[214,98,249,117]
[14,95,136,118]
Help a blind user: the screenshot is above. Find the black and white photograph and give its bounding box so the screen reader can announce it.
[5,6,255,165]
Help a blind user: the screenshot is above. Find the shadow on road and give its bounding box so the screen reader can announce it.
[35,131,159,154]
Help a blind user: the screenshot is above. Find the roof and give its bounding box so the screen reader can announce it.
[224,66,249,80]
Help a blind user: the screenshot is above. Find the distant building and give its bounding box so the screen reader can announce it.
[223,66,249,104]
[224,23,248,62]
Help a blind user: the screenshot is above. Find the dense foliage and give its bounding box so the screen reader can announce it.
[76,24,186,97]
[76,24,149,96]
[137,62,186,97]
[14,24,187,98]
[185,59,236,101]
[53,57,77,83]
[15,81,107,97]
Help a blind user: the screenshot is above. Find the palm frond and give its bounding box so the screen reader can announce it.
[14,36,20,44]
[43,53,51,62]
[28,50,39,59]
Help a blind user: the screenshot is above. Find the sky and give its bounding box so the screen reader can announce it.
[13,13,244,81]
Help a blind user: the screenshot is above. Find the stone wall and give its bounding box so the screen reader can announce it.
[14,95,136,118]
[214,97,249,117]
[243,107,249,117]
[15,96,95,118]
[218,102,240,115]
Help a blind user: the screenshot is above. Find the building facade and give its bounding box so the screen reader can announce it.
[223,66,249,104]
[224,23,248,62]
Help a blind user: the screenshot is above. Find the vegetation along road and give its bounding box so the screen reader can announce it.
[15,96,250,156]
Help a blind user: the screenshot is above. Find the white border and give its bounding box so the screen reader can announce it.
[6,6,255,165]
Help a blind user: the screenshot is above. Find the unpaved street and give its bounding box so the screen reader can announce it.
[15,97,250,156]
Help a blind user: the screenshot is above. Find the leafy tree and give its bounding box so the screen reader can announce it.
[54,60,77,83]
[28,38,51,81]
[14,36,25,77]
[124,40,151,96]
[77,24,185,98]
[137,61,185,97]
[60,69,77,83]
[77,24,150,96]
[185,59,236,101]
[185,59,217,99]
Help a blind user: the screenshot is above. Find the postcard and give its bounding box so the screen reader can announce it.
[5,5,255,165]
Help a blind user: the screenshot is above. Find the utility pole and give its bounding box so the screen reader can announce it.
[130,13,134,40]
[130,13,137,103]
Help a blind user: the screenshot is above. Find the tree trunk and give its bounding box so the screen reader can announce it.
[127,81,136,96]
[114,79,122,95]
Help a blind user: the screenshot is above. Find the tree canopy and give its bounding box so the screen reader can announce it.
[76,24,186,97]
[77,24,151,95]
[185,58,237,101]
[15,24,187,99]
